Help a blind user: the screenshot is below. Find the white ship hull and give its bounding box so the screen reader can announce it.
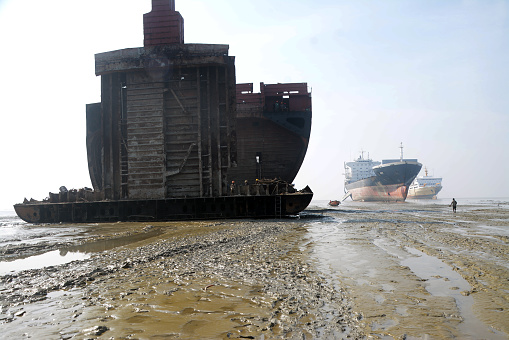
[407,185,442,199]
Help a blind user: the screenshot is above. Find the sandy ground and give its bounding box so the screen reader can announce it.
[0,202,508,339]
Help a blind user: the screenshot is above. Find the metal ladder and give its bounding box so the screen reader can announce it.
[275,196,282,218]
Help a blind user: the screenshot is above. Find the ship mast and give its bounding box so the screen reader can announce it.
[399,142,404,161]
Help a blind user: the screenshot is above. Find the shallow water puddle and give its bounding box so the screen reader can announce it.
[0,227,165,275]
[0,250,90,275]
[402,247,471,294]
[401,247,504,338]
[65,227,165,253]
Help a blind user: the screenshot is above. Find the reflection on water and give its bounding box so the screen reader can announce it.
[0,250,90,275]
[0,226,165,275]
[65,227,165,253]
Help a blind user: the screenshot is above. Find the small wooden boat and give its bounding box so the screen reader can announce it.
[328,200,340,206]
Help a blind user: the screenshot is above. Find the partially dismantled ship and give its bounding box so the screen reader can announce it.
[231,82,312,184]
[14,0,313,223]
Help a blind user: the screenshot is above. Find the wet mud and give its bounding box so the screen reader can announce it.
[309,202,509,339]
[1,201,508,339]
[0,220,364,339]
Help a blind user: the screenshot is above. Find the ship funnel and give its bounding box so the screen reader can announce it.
[144,0,184,46]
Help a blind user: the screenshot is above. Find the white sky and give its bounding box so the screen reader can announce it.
[1,0,508,210]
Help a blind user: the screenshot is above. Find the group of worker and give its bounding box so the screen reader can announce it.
[229,179,261,195]
[273,100,288,112]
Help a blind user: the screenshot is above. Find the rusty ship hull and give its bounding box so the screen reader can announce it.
[230,82,311,184]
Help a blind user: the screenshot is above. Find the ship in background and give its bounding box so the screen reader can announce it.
[342,144,422,202]
[13,0,313,223]
[407,167,442,199]
[230,82,312,184]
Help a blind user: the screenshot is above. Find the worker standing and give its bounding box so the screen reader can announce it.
[450,198,457,212]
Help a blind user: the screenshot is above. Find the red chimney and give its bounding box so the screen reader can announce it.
[143,0,184,46]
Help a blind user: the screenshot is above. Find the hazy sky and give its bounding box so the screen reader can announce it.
[1,0,508,210]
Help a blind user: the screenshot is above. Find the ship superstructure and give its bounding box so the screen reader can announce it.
[343,144,422,202]
[344,152,380,184]
[407,167,443,199]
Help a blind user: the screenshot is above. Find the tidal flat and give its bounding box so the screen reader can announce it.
[0,199,508,339]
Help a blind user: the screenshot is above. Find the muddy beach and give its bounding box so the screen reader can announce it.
[309,200,509,339]
[0,199,508,339]
[0,219,365,339]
